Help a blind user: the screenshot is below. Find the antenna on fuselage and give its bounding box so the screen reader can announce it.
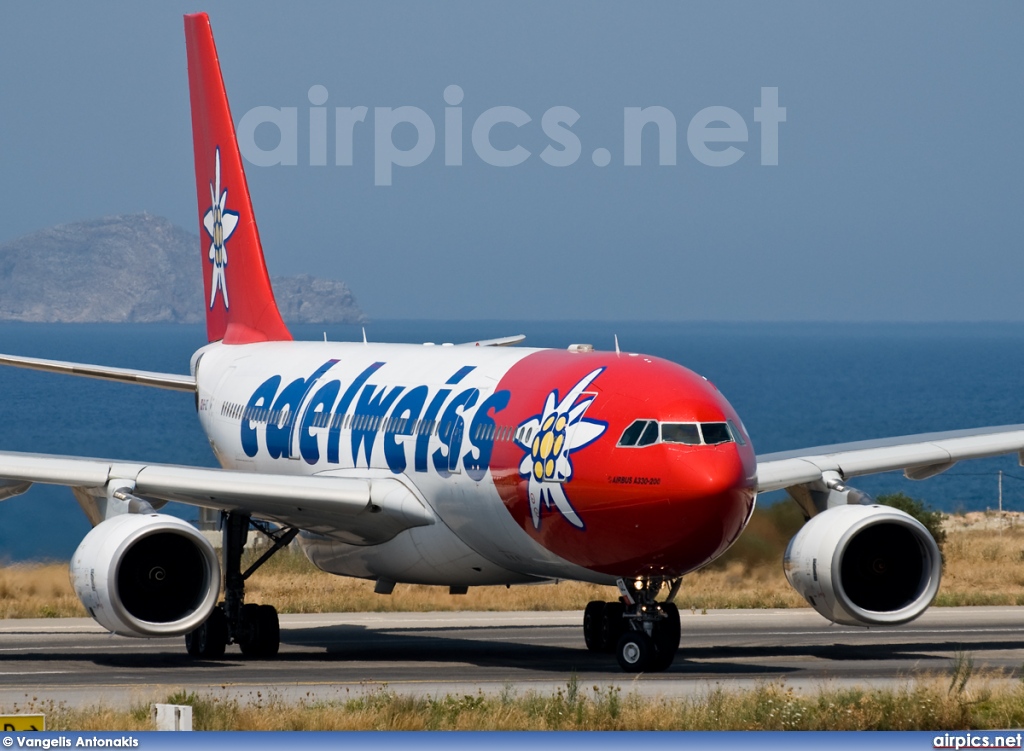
[323,331,327,342]
[614,334,621,357]
[362,327,368,345]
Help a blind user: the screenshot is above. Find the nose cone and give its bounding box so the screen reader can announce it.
[491,349,758,580]
[563,438,757,577]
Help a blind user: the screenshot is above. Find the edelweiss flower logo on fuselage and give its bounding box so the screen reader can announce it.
[203,147,238,309]
[515,368,606,529]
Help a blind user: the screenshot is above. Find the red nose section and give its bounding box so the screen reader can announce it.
[573,442,755,576]
[491,349,756,578]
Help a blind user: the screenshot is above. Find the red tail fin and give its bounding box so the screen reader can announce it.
[184,13,291,345]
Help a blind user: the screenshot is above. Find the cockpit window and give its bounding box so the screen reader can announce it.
[618,419,649,447]
[661,423,701,445]
[620,419,739,448]
[701,422,732,445]
[726,419,747,446]
[637,420,660,446]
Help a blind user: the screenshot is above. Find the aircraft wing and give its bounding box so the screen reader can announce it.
[0,353,195,392]
[756,424,1024,493]
[0,451,434,545]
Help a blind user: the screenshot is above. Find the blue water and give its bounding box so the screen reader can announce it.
[3,321,1024,562]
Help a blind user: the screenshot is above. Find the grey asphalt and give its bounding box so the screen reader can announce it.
[0,607,1021,708]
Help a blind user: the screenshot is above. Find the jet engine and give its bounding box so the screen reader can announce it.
[783,504,941,626]
[70,513,220,637]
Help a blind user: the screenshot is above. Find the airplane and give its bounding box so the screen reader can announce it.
[1,11,1023,673]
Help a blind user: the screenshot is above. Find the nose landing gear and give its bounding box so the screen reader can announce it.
[582,577,681,672]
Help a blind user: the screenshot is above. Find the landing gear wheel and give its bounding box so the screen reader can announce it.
[185,606,227,659]
[583,601,606,652]
[255,604,281,656]
[649,603,680,672]
[238,603,280,658]
[600,601,627,651]
[616,631,654,672]
[607,576,684,672]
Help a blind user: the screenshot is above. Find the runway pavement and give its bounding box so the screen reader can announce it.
[0,606,1021,708]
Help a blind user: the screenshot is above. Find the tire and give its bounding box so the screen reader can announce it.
[239,603,279,658]
[649,603,680,672]
[184,630,200,657]
[256,604,280,657]
[237,603,260,656]
[583,601,606,652]
[185,607,227,659]
[600,601,627,652]
[616,631,653,672]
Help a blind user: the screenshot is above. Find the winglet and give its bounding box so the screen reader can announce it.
[184,13,292,345]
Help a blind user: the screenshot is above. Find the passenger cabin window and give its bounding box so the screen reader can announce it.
[701,422,732,445]
[661,423,701,445]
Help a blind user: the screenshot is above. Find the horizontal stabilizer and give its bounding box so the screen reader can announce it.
[459,334,526,347]
[0,353,195,392]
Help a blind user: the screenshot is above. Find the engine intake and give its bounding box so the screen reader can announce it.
[71,513,220,637]
[783,504,941,626]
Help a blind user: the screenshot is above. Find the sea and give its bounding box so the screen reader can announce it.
[3,320,1024,563]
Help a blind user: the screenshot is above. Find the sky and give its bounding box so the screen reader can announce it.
[1,2,1022,322]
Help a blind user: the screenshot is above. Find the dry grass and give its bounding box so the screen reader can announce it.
[937,516,1024,606]
[4,508,1024,618]
[0,564,89,619]
[12,673,1024,730]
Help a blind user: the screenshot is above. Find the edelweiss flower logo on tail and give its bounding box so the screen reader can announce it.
[515,368,606,529]
[203,147,238,309]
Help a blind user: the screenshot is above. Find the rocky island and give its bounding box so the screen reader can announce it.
[0,214,365,325]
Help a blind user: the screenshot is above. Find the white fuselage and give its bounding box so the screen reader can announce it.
[193,340,609,587]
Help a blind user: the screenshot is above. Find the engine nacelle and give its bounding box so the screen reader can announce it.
[70,513,220,637]
[784,504,941,626]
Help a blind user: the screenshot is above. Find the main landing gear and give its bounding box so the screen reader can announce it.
[582,577,682,673]
[185,511,298,659]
